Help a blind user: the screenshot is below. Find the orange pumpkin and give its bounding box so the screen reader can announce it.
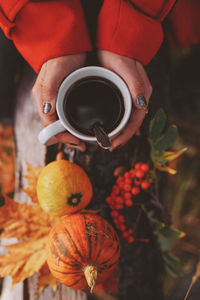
[37,160,93,216]
[46,213,120,291]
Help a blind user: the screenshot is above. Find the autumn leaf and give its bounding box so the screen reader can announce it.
[0,195,58,240]
[164,147,188,161]
[0,128,60,292]
[0,123,15,195]
[0,194,58,288]
[154,162,177,175]
[152,147,188,175]
[22,162,42,203]
[148,110,188,175]
[0,237,47,285]
[37,263,57,294]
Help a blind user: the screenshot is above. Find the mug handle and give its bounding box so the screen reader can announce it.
[38,120,66,145]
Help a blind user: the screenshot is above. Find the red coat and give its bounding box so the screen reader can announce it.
[0,0,199,73]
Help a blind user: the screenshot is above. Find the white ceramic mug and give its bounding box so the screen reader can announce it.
[38,66,132,145]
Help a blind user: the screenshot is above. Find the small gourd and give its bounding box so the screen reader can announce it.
[37,160,93,216]
[46,213,120,292]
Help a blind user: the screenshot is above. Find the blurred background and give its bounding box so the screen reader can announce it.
[148,43,200,300]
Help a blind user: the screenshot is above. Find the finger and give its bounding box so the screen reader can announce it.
[99,52,149,111]
[34,54,86,101]
[64,143,86,152]
[111,59,148,112]
[136,61,152,101]
[32,82,57,127]
[135,129,140,136]
[44,133,86,152]
[110,65,151,151]
[55,131,86,152]
[109,109,145,151]
[33,61,70,122]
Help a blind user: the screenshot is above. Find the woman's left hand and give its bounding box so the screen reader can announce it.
[98,50,152,151]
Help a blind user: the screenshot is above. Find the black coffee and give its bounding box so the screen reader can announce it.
[63,76,124,136]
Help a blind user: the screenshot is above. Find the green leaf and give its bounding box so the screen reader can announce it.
[158,236,173,251]
[151,148,164,159]
[160,226,185,239]
[165,261,182,278]
[145,211,165,232]
[154,125,178,151]
[149,108,167,142]
[150,149,168,165]
[163,253,187,277]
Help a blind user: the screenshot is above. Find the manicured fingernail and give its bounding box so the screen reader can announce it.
[70,143,78,146]
[136,96,147,108]
[43,102,52,114]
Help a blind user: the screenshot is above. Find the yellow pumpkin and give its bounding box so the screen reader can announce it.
[37,160,93,216]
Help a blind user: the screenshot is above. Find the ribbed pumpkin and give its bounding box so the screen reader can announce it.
[46,213,120,291]
[37,160,93,216]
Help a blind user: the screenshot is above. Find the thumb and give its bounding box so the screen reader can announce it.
[32,59,69,126]
[106,58,148,112]
[119,61,148,112]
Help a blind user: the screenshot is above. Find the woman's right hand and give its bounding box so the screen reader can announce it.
[98,50,152,151]
[32,53,86,152]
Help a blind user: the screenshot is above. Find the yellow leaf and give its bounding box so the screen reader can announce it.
[37,263,58,294]
[22,162,42,203]
[169,226,186,238]
[154,162,177,175]
[0,237,47,285]
[0,123,15,194]
[0,195,56,240]
[164,147,188,161]
[0,193,58,286]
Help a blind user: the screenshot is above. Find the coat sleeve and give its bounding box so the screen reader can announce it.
[96,0,177,65]
[165,0,200,49]
[0,0,92,73]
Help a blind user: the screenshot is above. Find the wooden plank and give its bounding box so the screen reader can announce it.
[11,66,87,300]
[28,277,87,300]
[0,277,23,300]
[0,239,23,300]
[14,67,46,204]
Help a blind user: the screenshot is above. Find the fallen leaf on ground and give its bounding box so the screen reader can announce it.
[0,124,15,195]
[0,236,47,285]
[0,195,56,240]
[37,263,57,294]
[22,162,42,203]
[0,195,58,287]
[0,125,60,292]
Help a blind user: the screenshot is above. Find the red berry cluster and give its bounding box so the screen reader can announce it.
[106,162,151,243]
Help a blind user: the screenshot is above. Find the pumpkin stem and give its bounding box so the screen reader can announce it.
[56,151,65,161]
[84,265,98,293]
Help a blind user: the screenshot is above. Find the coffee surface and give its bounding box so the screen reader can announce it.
[64,76,124,136]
